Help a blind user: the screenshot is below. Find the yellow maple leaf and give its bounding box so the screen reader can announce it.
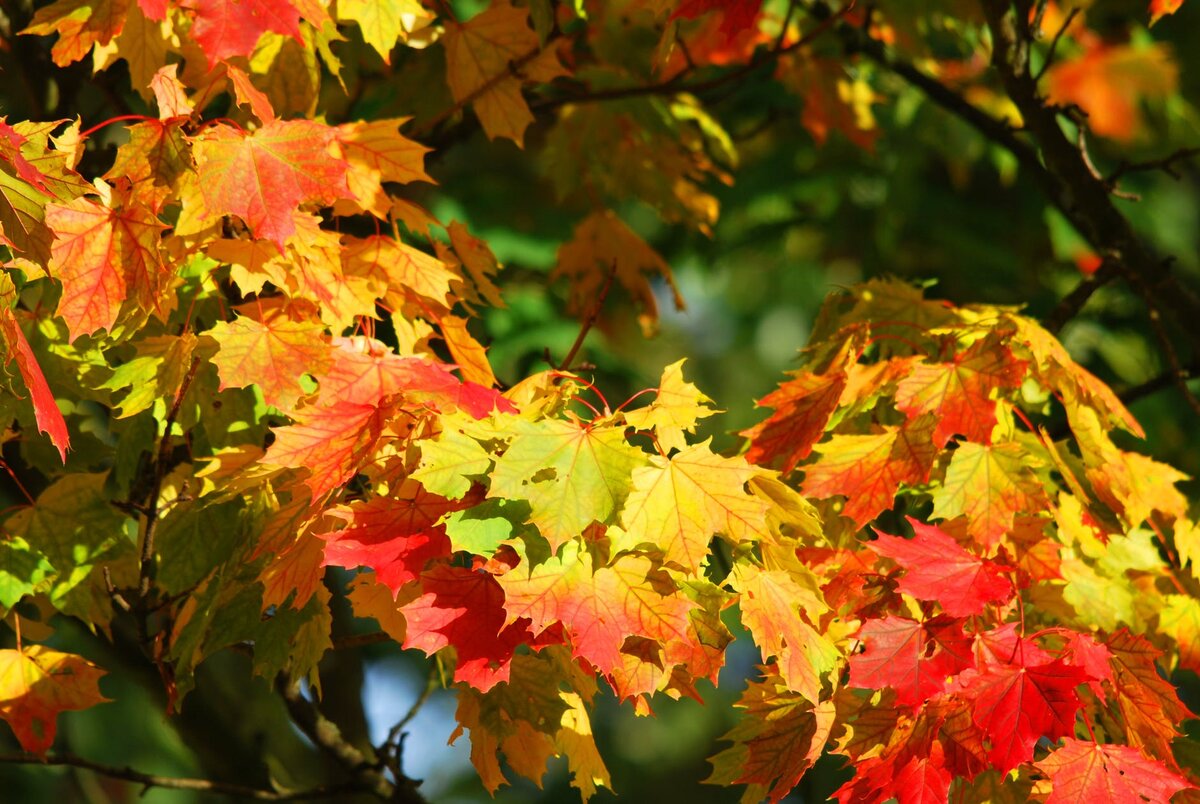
[443,1,569,146]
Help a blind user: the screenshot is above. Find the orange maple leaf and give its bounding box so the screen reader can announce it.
[0,646,107,754]
[192,120,350,248]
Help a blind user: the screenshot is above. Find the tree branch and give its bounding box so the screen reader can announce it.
[978,0,1200,344]
[1045,260,1121,333]
[279,680,425,803]
[0,753,360,801]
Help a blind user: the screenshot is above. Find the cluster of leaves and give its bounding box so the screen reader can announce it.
[0,0,1196,802]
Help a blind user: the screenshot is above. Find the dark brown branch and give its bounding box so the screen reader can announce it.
[279,680,425,804]
[1046,260,1121,333]
[0,753,360,801]
[331,631,392,651]
[1118,361,1200,406]
[1032,6,1080,83]
[137,357,201,606]
[979,0,1200,344]
[1130,278,1200,416]
[558,262,617,371]
[1107,146,1200,186]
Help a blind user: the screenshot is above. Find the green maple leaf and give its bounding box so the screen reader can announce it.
[488,417,648,551]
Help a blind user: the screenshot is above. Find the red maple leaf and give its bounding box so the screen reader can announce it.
[0,305,70,461]
[318,484,464,594]
[673,0,763,36]
[401,565,550,692]
[948,659,1086,772]
[742,367,848,472]
[869,517,1012,617]
[263,399,390,500]
[891,742,952,804]
[1036,738,1194,802]
[184,0,302,66]
[801,414,938,527]
[893,335,1026,447]
[0,118,52,194]
[848,617,967,706]
[320,337,515,418]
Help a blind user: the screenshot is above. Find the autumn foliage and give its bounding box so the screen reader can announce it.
[0,0,1198,802]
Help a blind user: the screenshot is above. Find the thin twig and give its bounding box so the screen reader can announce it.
[0,753,360,801]
[1107,146,1200,186]
[331,631,391,651]
[531,2,853,115]
[279,680,425,803]
[1130,278,1200,416]
[1045,260,1121,333]
[1118,361,1200,406]
[418,34,562,137]
[1032,6,1080,83]
[558,262,618,371]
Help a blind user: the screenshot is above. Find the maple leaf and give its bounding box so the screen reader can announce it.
[192,120,350,248]
[0,119,53,194]
[45,192,167,340]
[742,359,850,472]
[262,399,391,500]
[20,0,127,67]
[99,332,198,418]
[735,567,840,704]
[0,279,70,461]
[553,210,684,337]
[1106,630,1195,761]
[800,414,938,528]
[1150,0,1185,24]
[401,564,544,691]
[318,337,512,418]
[0,645,107,754]
[614,442,767,574]
[337,0,432,62]
[497,544,699,699]
[207,312,332,412]
[347,571,419,643]
[623,359,718,454]
[449,650,610,799]
[893,335,1026,446]
[673,0,764,37]
[411,422,494,500]
[341,234,456,309]
[931,441,1047,549]
[848,617,965,707]
[149,64,194,120]
[488,417,647,552]
[1046,42,1177,142]
[891,742,952,804]
[442,1,569,145]
[706,677,836,803]
[948,659,1085,772]
[184,0,302,66]
[335,118,432,219]
[868,518,1012,617]
[105,119,191,213]
[318,484,460,595]
[1035,738,1194,803]
[446,221,505,310]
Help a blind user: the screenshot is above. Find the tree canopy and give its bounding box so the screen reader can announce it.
[0,0,1199,802]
